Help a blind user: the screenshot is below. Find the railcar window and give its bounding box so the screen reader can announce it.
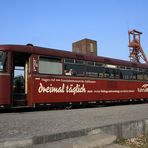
[126,67,132,70]
[86,65,97,77]
[137,70,143,80]
[133,68,138,71]
[39,57,62,75]
[0,51,7,71]
[104,68,118,79]
[95,62,104,67]
[119,66,126,69]
[132,71,137,80]
[110,69,116,79]
[64,58,148,81]
[64,63,85,76]
[64,58,74,64]
[87,61,94,66]
[114,69,120,79]
[104,68,110,78]
[140,68,144,72]
[95,67,104,78]
[75,60,84,64]
[143,69,148,80]
[64,59,85,76]
[120,70,132,80]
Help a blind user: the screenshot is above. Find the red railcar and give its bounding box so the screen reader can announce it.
[0,44,148,108]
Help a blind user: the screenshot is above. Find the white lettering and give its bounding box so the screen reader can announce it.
[137,84,148,92]
[66,84,86,95]
[38,83,86,95]
[38,83,65,93]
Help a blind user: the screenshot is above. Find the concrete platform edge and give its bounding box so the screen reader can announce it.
[0,118,148,148]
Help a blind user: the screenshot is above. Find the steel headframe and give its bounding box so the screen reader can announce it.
[128,29,148,64]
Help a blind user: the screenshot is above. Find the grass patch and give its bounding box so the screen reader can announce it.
[117,135,148,148]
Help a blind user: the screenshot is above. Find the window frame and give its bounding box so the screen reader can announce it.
[0,51,8,72]
[38,56,63,75]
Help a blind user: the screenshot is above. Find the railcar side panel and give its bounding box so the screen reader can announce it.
[29,77,148,105]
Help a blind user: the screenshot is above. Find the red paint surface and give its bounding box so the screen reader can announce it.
[0,75,11,105]
[29,76,148,105]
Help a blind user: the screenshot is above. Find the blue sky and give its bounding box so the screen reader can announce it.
[0,0,148,61]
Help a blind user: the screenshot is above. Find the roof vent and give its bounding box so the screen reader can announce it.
[26,43,33,46]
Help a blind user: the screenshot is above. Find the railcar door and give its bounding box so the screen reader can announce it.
[12,52,30,106]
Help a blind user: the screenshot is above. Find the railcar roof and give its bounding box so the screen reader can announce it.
[0,44,148,69]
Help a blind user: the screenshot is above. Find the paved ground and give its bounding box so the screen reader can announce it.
[0,104,148,142]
